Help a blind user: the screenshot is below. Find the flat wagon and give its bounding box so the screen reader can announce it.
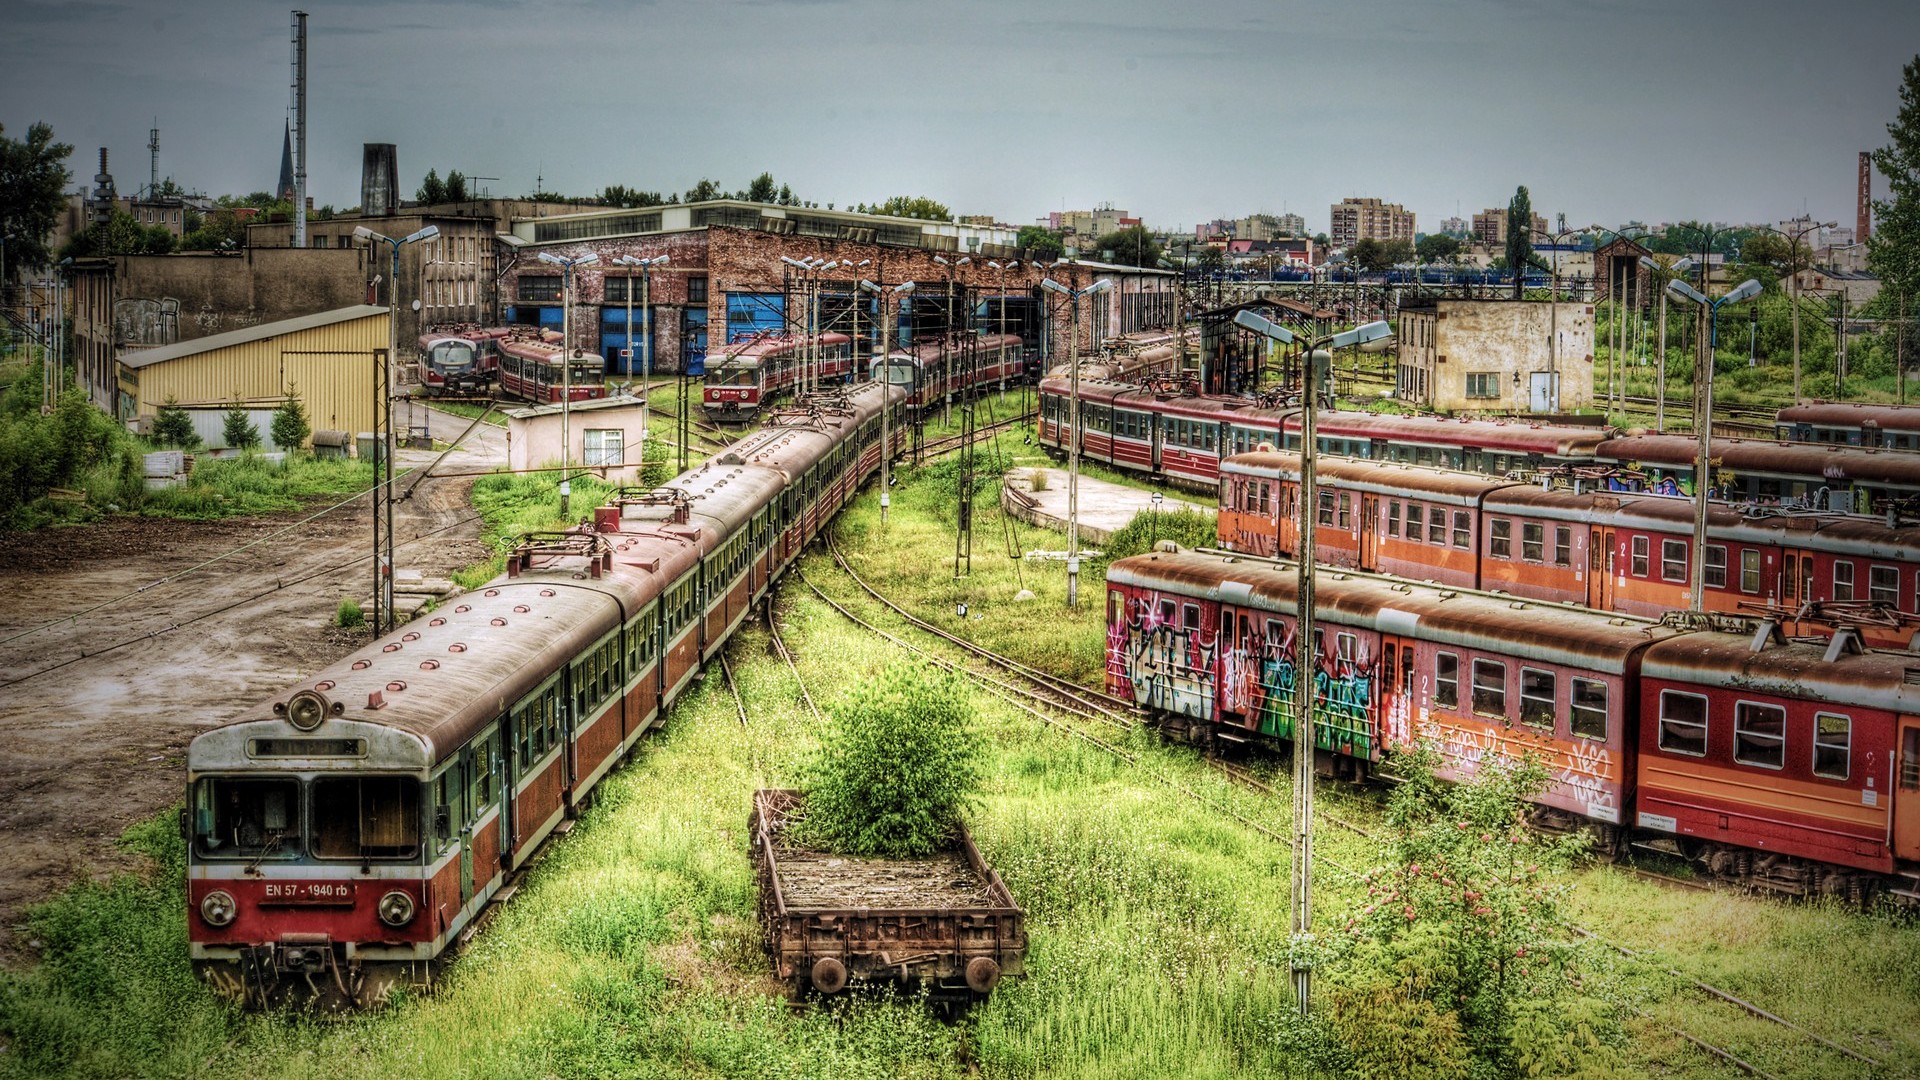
[749,789,1024,1002]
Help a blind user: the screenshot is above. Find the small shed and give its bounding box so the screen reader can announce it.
[505,395,649,484]
[117,305,390,448]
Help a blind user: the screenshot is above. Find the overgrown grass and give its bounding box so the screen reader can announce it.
[454,469,620,589]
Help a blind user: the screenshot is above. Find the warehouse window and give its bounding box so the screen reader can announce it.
[583,429,624,466]
[1741,549,1762,593]
[1519,668,1555,730]
[1813,713,1850,779]
[1834,560,1855,602]
[517,274,562,304]
[1570,678,1608,741]
[1434,652,1459,709]
[1471,660,1507,718]
[1490,519,1512,559]
[1734,702,1786,770]
[1555,526,1572,567]
[1661,539,1687,582]
[1705,545,1727,589]
[1658,691,1708,756]
[1465,372,1500,398]
[1522,522,1544,562]
[1631,536,1649,577]
[1870,565,1898,606]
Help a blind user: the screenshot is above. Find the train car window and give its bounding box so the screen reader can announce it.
[1783,556,1798,602]
[1901,728,1919,790]
[1519,669,1556,730]
[1661,540,1687,582]
[1435,652,1459,709]
[1387,501,1400,538]
[472,733,497,810]
[1871,565,1898,605]
[1490,519,1512,559]
[1338,495,1353,531]
[1657,691,1709,756]
[1834,561,1856,602]
[1471,660,1507,718]
[545,686,562,750]
[1406,505,1424,544]
[1336,632,1355,663]
[1631,536,1650,578]
[1428,508,1446,546]
[1317,491,1336,527]
[1182,603,1200,630]
[1452,511,1470,549]
[1733,702,1787,770]
[434,769,460,853]
[1266,619,1284,650]
[1705,546,1727,589]
[1570,678,1608,740]
[1383,643,1397,693]
[1813,713,1851,780]
[1555,527,1572,567]
[1741,550,1762,594]
[312,777,421,860]
[192,777,300,858]
[1160,599,1176,626]
[1522,523,1544,563]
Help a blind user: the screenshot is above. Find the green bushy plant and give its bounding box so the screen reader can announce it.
[335,598,364,628]
[220,402,259,450]
[793,662,985,857]
[151,397,198,449]
[269,389,309,451]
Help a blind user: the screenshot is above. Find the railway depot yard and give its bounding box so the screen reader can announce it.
[0,393,1916,1080]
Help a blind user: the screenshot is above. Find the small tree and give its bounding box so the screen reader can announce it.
[795,663,985,857]
[152,397,199,449]
[417,168,447,205]
[270,389,310,451]
[1506,186,1536,299]
[221,401,260,450]
[1416,233,1463,265]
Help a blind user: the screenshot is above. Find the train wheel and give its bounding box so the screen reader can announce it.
[810,956,847,995]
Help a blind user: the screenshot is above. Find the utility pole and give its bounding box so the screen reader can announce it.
[860,278,915,524]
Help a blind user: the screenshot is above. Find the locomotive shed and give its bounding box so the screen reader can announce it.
[0,407,504,963]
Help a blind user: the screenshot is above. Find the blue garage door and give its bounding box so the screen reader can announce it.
[725,292,786,347]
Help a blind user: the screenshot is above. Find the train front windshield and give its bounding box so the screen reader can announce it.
[191,776,422,862]
[869,358,915,386]
[429,342,475,373]
[707,365,757,387]
[569,359,601,386]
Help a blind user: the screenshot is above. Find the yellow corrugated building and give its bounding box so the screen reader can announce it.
[117,305,391,446]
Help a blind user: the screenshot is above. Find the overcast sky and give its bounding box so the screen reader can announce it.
[5,0,1915,234]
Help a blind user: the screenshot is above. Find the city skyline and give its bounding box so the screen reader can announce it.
[4,0,1916,235]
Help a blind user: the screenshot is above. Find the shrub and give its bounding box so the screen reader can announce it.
[152,398,199,449]
[794,662,985,857]
[1095,505,1216,567]
[335,599,364,628]
[1029,468,1049,492]
[270,389,310,451]
[221,402,260,450]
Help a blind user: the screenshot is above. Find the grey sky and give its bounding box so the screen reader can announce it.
[4,0,1915,234]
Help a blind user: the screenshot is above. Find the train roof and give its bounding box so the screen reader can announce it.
[1107,548,1677,674]
[1639,629,1920,714]
[1220,451,1507,503]
[712,332,855,367]
[1598,434,1920,486]
[1776,401,1920,434]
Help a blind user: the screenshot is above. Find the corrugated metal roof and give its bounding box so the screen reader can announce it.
[502,394,647,421]
[120,305,388,369]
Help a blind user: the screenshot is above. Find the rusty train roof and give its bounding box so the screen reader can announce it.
[1596,435,1920,487]
[1108,548,1677,674]
[1639,630,1920,714]
[1220,451,1509,504]
[1776,401,1920,434]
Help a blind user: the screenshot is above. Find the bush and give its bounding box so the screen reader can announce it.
[270,389,310,451]
[1029,468,1049,492]
[794,662,985,857]
[221,402,260,450]
[151,398,198,449]
[335,598,364,628]
[1095,506,1217,566]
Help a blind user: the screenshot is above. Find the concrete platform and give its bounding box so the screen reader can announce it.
[1000,468,1207,546]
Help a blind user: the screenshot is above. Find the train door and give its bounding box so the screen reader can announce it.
[1149,415,1164,474]
[1359,495,1380,571]
[1780,548,1815,631]
[1378,634,1418,748]
[497,721,515,863]
[1897,718,1920,862]
[1590,527,1615,609]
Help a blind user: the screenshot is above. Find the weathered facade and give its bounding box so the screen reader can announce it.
[116,305,388,442]
[1395,298,1594,414]
[505,395,648,484]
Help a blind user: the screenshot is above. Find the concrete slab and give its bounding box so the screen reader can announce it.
[1000,468,1207,545]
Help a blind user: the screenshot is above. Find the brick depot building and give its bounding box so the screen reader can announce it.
[495,201,1176,376]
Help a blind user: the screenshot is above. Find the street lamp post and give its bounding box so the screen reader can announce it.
[859,278,915,524]
[1752,219,1833,401]
[987,259,1019,393]
[933,255,971,424]
[1233,309,1392,1018]
[1637,255,1694,432]
[614,254,669,442]
[1666,276,1763,613]
[1041,275,1114,609]
[353,223,440,635]
[535,250,599,517]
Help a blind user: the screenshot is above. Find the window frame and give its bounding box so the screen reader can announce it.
[1519,667,1556,730]
[1813,712,1851,780]
[1657,689,1709,757]
[1732,700,1787,771]
[1834,559,1855,602]
[1471,658,1507,719]
[1489,518,1512,560]
[1631,535,1649,577]
[1435,651,1459,710]
[1570,677,1608,741]
[1661,538,1688,582]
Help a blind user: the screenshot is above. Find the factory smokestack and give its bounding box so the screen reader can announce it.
[291,10,308,247]
[362,143,398,217]
[1859,150,1872,244]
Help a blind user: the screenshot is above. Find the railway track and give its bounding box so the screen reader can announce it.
[919,410,1036,459]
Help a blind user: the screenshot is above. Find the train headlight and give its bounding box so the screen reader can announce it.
[285,690,328,732]
[200,889,237,927]
[377,890,416,927]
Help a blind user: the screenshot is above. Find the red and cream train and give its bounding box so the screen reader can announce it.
[186,380,906,1006]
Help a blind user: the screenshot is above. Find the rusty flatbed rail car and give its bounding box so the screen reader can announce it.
[750,789,1025,1000]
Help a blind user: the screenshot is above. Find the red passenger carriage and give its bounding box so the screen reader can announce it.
[497,335,608,404]
[701,332,855,424]
[414,327,506,395]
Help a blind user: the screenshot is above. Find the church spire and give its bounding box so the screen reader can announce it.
[277,121,296,203]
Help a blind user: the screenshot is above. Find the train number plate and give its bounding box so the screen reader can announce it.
[260,881,357,906]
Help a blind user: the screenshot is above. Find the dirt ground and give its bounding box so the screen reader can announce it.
[0,409,504,961]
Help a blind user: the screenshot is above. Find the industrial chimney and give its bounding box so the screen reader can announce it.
[362,143,398,217]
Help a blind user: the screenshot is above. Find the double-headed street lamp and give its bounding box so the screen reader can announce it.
[859,278,915,524]
[613,254,669,437]
[535,249,599,516]
[933,255,972,423]
[352,223,439,635]
[987,259,1020,392]
[1665,276,1763,614]
[1751,219,1834,400]
[1635,255,1694,432]
[1233,309,1392,1019]
[1040,274,1113,609]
